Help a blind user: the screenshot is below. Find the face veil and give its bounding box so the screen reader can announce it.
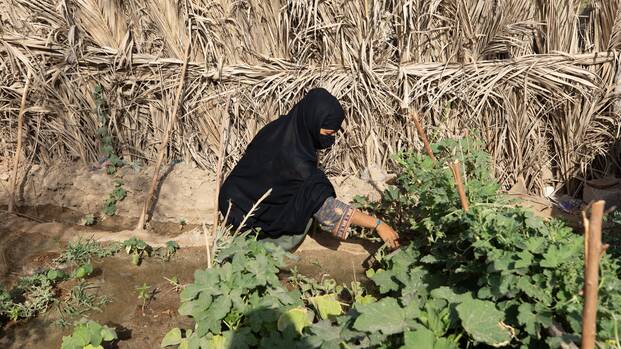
[218,88,346,237]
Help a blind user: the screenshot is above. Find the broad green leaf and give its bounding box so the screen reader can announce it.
[353,298,406,335]
[84,345,103,349]
[85,322,103,345]
[207,295,232,322]
[309,294,342,320]
[430,287,472,304]
[354,294,376,305]
[100,326,117,341]
[207,335,226,349]
[46,269,66,281]
[517,303,537,335]
[178,301,195,317]
[161,328,183,347]
[60,336,83,349]
[307,319,342,345]
[524,237,546,254]
[72,326,91,346]
[72,263,93,279]
[277,307,313,334]
[434,337,459,349]
[402,328,434,348]
[370,269,399,294]
[456,299,512,347]
[514,251,533,269]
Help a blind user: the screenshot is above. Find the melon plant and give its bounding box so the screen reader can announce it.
[161,137,621,348]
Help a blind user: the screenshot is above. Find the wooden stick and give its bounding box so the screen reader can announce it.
[208,103,230,262]
[450,160,469,212]
[410,109,437,162]
[8,70,33,213]
[136,40,192,230]
[202,222,212,268]
[581,200,606,349]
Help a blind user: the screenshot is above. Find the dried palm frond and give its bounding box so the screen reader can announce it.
[0,0,620,196]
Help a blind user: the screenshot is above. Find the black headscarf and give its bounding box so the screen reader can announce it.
[218,88,345,237]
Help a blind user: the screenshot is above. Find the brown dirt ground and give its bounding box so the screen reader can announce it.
[0,206,373,349]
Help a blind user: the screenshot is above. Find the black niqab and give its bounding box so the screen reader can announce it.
[218,88,345,237]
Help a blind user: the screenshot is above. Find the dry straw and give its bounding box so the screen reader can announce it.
[1,0,620,194]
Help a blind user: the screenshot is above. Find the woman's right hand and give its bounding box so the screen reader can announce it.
[377,223,400,250]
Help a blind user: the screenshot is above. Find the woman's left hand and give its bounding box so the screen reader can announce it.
[377,224,400,250]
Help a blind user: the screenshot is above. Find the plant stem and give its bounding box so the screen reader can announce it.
[210,102,231,254]
[8,69,33,213]
[136,37,192,230]
[581,200,605,349]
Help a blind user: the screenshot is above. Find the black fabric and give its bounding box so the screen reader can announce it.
[218,88,346,237]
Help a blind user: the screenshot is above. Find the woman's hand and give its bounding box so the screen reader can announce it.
[350,209,400,249]
[377,223,400,250]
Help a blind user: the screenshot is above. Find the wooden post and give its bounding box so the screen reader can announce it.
[581,200,606,349]
[450,160,469,212]
[410,109,437,162]
[8,70,33,213]
[136,40,192,230]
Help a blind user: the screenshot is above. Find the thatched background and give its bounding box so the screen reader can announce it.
[1,0,620,194]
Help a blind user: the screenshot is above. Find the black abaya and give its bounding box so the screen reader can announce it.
[218,88,345,237]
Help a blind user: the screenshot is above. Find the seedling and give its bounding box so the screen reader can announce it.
[179,218,187,229]
[103,180,127,216]
[164,276,182,293]
[46,269,68,282]
[122,237,151,266]
[81,214,96,226]
[154,240,180,262]
[71,263,93,280]
[55,282,110,326]
[135,283,153,312]
[55,239,115,266]
[60,318,117,349]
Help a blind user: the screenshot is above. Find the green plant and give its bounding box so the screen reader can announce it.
[360,137,621,348]
[94,84,122,175]
[55,282,110,326]
[94,85,128,216]
[46,268,68,282]
[82,214,96,226]
[604,210,621,259]
[123,237,152,265]
[164,276,182,293]
[70,263,94,280]
[154,240,180,261]
[136,283,153,312]
[0,273,56,321]
[103,180,127,216]
[160,137,621,348]
[54,239,117,266]
[61,318,117,349]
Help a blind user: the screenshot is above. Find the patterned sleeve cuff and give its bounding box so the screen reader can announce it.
[313,197,355,240]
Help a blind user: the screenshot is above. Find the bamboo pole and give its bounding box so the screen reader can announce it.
[409,109,437,162]
[581,200,606,349]
[450,160,469,212]
[135,40,192,231]
[8,69,33,213]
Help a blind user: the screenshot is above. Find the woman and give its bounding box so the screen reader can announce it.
[218,88,400,251]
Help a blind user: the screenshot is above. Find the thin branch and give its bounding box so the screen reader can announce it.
[8,69,32,213]
[136,37,192,230]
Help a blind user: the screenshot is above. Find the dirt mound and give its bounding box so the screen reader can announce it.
[0,162,386,225]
